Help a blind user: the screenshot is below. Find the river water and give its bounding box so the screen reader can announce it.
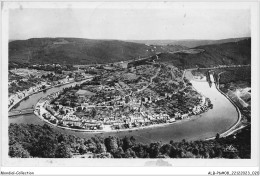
[9,78,238,144]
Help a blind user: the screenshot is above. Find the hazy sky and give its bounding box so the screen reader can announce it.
[9,5,251,40]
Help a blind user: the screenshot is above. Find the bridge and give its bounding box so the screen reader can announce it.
[9,108,35,117]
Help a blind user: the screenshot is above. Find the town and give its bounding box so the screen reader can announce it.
[30,61,213,131]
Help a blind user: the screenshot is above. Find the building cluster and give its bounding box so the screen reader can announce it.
[9,63,213,132]
[8,67,94,110]
[34,80,212,131]
[8,76,77,109]
[8,82,50,109]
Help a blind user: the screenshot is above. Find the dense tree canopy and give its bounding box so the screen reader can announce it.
[9,123,250,159]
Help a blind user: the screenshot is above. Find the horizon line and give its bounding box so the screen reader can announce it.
[9,36,251,42]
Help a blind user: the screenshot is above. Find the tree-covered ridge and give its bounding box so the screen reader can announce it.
[9,38,186,65]
[157,39,251,69]
[9,123,250,159]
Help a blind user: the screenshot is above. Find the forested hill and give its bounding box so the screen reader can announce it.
[9,38,187,66]
[157,38,251,69]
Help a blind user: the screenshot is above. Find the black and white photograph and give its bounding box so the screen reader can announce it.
[1,1,259,175]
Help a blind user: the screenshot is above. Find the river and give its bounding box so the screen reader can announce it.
[9,75,239,144]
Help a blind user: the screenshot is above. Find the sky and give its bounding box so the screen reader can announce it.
[9,4,251,40]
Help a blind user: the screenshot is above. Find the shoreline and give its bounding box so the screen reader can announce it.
[205,72,242,140]
[34,93,204,133]
[8,79,87,112]
[185,70,243,140]
[33,105,202,133]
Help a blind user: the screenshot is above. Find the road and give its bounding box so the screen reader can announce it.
[136,65,161,92]
[9,108,34,117]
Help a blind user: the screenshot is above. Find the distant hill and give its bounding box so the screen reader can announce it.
[9,38,187,66]
[128,37,250,48]
[157,38,251,69]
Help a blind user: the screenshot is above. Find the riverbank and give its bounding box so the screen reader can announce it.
[9,82,70,111]
[204,72,242,140]
[34,103,204,133]
[8,78,90,112]
[34,109,175,133]
[34,93,208,133]
[185,69,242,140]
